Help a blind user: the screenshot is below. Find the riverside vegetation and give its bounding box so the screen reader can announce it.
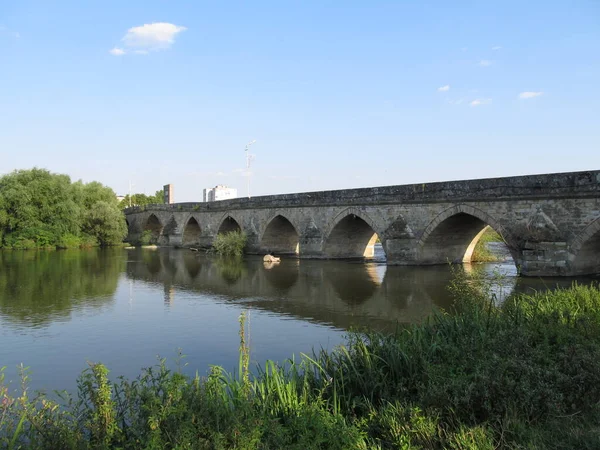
[2,271,600,449]
[212,231,248,258]
[0,169,127,249]
[471,227,504,262]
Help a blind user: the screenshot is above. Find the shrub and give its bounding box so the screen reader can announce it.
[213,231,247,257]
[57,233,83,249]
[137,230,154,246]
[10,237,37,250]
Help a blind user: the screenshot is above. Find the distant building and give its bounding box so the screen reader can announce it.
[163,184,174,204]
[203,185,237,202]
[116,195,126,203]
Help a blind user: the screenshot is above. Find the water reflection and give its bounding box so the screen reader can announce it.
[124,249,461,330]
[0,249,124,327]
[262,260,299,293]
[324,264,381,306]
[1,246,594,333]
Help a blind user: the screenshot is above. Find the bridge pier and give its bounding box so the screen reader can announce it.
[383,238,418,265]
[517,241,571,277]
[298,236,326,259]
[163,233,183,247]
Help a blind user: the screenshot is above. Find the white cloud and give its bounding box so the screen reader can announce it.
[518,91,543,99]
[109,47,125,56]
[437,85,450,92]
[470,98,492,107]
[478,60,493,67]
[110,22,186,55]
[492,46,502,51]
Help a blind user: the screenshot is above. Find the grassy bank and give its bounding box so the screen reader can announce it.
[2,276,600,448]
[471,227,504,262]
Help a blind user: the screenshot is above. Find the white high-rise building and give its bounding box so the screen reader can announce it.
[203,185,237,202]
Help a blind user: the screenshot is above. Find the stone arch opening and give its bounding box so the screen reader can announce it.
[571,220,600,276]
[183,217,202,246]
[218,216,241,235]
[323,214,384,259]
[261,215,300,255]
[144,214,163,244]
[419,212,515,266]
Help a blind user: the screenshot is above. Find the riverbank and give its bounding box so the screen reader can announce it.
[2,274,600,449]
[471,227,504,262]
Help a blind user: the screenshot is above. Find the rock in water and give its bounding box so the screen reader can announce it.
[263,254,281,263]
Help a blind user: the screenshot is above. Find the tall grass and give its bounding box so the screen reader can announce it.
[2,276,600,448]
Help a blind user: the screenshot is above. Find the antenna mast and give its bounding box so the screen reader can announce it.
[245,140,256,198]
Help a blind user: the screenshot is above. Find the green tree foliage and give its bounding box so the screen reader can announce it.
[0,168,127,249]
[118,190,164,209]
[82,201,128,246]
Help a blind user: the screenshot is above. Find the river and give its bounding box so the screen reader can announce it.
[0,244,594,394]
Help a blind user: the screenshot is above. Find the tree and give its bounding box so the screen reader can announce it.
[0,168,81,247]
[0,168,126,249]
[119,190,164,209]
[82,201,127,246]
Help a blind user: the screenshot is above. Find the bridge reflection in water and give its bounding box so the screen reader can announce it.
[123,246,569,332]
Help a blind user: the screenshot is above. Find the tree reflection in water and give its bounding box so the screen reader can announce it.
[0,249,123,327]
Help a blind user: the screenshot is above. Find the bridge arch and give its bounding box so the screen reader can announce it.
[260,214,300,255]
[569,218,600,276]
[322,208,385,259]
[217,215,242,235]
[418,204,518,264]
[182,216,202,246]
[144,213,163,244]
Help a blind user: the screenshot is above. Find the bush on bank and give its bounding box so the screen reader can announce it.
[2,275,600,449]
[0,168,127,249]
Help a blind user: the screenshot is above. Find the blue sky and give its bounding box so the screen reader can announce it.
[1,1,599,201]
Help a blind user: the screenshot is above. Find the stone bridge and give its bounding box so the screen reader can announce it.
[124,170,600,277]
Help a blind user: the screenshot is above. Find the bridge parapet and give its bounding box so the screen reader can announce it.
[125,170,600,215]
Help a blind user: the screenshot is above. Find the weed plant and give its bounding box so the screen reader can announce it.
[2,273,600,448]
